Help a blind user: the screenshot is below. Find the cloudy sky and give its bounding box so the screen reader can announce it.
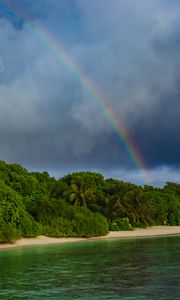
[0,0,180,186]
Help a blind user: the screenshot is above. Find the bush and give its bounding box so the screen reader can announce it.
[109,222,119,231]
[18,213,42,237]
[41,218,74,237]
[36,199,109,238]
[110,218,133,231]
[71,209,108,237]
[116,217,133,231]
[0,223,21,243]
[91,213,109,236]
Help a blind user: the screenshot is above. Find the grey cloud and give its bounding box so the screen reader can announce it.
[0,0,180,185]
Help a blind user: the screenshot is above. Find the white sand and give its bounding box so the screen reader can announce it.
[0,236,85,250]
[0,226,179,250]
[90,226,180,240]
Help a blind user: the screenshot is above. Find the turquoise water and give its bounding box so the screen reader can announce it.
[0,236,179,299]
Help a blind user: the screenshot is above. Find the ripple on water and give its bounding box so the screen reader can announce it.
[0,236,179,299]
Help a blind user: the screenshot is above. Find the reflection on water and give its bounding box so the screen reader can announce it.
[0,236,179,299]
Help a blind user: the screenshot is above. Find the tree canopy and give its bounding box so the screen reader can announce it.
[0,160,179,242]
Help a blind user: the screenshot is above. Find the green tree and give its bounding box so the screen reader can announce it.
[64,181,94,207]
[102,194,128,224]
[123,188,153,227]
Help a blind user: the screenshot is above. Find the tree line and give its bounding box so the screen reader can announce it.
[0,161,179,242]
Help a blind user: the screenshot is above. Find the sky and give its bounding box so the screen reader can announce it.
[0,0,180,186]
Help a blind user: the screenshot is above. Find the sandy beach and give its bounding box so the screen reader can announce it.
[0,226,179,250]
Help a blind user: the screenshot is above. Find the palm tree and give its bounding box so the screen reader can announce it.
[124,188,153,226]
[103,194,127,224]
[102,181,131,223]
[64,181,94,208]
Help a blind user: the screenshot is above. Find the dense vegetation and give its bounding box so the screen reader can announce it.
[0,161,179,242]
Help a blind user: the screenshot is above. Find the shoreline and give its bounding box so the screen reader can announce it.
[0,226,180,250]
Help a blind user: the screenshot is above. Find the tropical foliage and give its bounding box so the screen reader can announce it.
[0,160,179,242]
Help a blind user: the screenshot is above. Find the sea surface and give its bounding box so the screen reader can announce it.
[0,236,179,300]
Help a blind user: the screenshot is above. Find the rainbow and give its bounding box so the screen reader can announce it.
[1,1,149,182]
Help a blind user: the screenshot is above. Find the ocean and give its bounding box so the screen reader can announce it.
[0,236,179,299]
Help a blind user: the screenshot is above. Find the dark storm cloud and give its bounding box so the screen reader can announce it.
[131,23,180,168]
[133,92,180,168]
[0,0,180,185]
